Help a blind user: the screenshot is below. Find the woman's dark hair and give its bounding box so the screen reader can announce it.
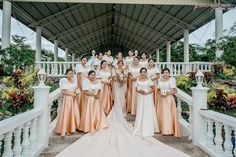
[133,56,140,60]
[88,70,96,76]
[81,56,87,60]
[65,68,73,75]
[100,60,107,68]
[140,67,147,73]
[161,68,170,74]
[117,51,122,54]
[148,58,154,62]
[141,52,147,56]
[97,52,103,56]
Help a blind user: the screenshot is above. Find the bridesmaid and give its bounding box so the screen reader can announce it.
[103,50,113,68]
[74,57,90,89]
[125,50,134,68]
[113,60,128,117]
[74,57,90,116]
[157,68,180,137]
[128,56,141,115]
[113,51,124,68]
[54,68,80,136]
[79,70,107,133]
[139,52,148,68]
[98,60,113,114]
[133,67,159,137]
[93,52,103,70]
[147,58,160,105]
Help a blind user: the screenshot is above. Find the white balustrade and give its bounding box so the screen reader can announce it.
[156,62,212,76]
[48,88,62,134]
[175,88,193,139]
[35,61,80,76]
[199,110,236,157]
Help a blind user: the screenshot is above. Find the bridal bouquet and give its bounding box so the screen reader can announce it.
[118,73,125,81]
[160,90,167,96]
[75,88,81,95]
[90,89,97,95]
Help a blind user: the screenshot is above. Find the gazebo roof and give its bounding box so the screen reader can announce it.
[0,1,235,57]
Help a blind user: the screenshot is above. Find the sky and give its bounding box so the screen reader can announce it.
[0,6,236,59]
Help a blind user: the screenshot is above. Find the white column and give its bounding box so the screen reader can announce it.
[35,26,42,62]
[191,86,209,145]
[72,53,75,62]
[1,0,12,49]
[166,41,171,62]
[33,85,50,148]
[215,7,223,58]
[156,48,160,62]
[54,40,58,61]
[65,48,68,62]
[184,29,189,62]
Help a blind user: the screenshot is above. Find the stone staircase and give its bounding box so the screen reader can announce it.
[40,115,210,157]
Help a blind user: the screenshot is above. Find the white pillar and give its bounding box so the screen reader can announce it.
[156,48,160,62]
[35,26,42,62]
[166,41,171,62]
[1,0,12,49]
[72,53,75,62]
[184,29,189,62]
[54,40,58,61]
[33,85,50,148]
[191,86,209,145]
[65,48,68,62]
[215,7,223,58]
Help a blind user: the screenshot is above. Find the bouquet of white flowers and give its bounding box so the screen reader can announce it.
[75,88,81,95]
[160,90,167,96]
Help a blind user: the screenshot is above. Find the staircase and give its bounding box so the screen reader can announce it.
[39,115,210,157]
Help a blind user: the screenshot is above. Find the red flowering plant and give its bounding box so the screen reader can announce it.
[1,69,37,118]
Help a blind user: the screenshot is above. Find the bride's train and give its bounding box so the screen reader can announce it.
[56,91,190,157]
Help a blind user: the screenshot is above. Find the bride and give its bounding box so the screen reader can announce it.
[56,65,190,157]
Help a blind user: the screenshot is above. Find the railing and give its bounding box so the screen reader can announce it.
[35,61,80,76]
[0,109,44,157]
[48,88,62,134]
[156,62,212,76]
[175,88,193,139]
[198,110,236,157]
[35,61,212,77]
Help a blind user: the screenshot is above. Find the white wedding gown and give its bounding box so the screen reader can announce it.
[56,82,190,157]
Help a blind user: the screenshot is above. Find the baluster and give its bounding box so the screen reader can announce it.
[42,63,46,72]
[207,118,214,148]
[29,117,38,155]
[63,63,67,75]
[177,98,183,120]
[59,63,62,76]
[224,125,233,157]
[2,131,13,157]
[21,122,31,157]
[47,62,50,75]
[13,127,22,157]
[0,135,3,154]
[178,64,181,75]
[49,102,53,123]
[56,96,63,120]
[173,64,177,76]
[215,121,224,153]
[188,106,193,128]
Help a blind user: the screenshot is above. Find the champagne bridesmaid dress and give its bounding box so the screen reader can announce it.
[129,65,141,115]
[97,69,113,114]
[79,79,107,133]
[54,78,80,136]
[157,77,180,137]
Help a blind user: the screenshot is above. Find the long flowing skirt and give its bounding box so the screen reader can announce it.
[157,95,180,137]
[56,92,190,157]
[79,95,107,133]
[100,83,113,114]
[54,95,80,136]
[133,93,159,137]
[131,80,138,115]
